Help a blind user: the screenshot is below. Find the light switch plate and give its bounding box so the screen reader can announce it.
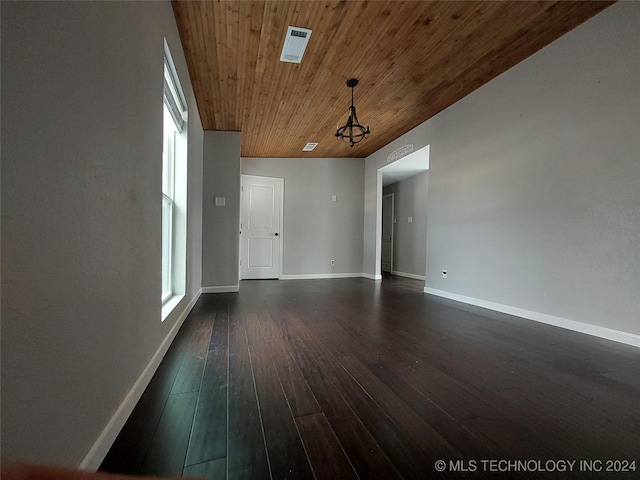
[215,197,226,207]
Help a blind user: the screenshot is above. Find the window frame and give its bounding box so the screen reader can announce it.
[162,42,187,306]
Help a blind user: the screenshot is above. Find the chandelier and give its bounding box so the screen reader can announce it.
[335,78,370,147]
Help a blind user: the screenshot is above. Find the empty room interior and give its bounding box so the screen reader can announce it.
[1,1,639,479]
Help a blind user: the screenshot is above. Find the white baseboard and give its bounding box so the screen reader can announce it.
[280,273,363,280]
[362,273,383,281]
[202,285,239,293]
[424,287,640,348]
[79,289,202,470]
[391,271,426,281]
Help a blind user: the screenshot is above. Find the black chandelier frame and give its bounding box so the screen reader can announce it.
[335,78,370,147]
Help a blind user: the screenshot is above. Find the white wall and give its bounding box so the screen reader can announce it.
[1,0,203,467]
[364,2,640,337]
[383,172,428,278]
[242,157,365,277]
[202,132,241,290]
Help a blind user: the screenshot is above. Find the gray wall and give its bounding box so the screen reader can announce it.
[383,172,428,278]
[1,0,203,466]
[242,157,364,276]
[202,132,241,289]
[365,1,640,335]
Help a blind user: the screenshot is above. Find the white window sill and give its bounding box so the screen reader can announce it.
[161,294,184,322]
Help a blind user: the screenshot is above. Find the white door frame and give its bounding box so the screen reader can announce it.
[382,193,395,273]
[239,174,284,280]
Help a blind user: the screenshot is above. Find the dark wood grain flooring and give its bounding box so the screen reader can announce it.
[100,276,640,479]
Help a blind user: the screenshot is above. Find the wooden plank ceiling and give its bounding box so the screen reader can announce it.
[172,0,613,158]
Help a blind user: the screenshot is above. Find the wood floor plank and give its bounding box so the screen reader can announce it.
[295,413,358,480]
[229,305,252,345]
[250,345,314,479]
[330,309,564,461]
[286,338,332,371]
[266,440,315,480]
[274,360,322,418]
[351,352,498,460]
[257,310,285,340]
[281,310,316,342]
[368,345,550,455]
[263,337,294,364]
[294,340,446,480]
[309,379,404,480]
[249,347,300,446]
[499,387,638,459]
[210,308,229,350]
[171,320,212,394]
[352,319,603,460]
[227,327,270,480]
[139,392,198,477]
[265,338,321,417]
[245,312,265,347]
[185,349,228,467]
[183,458,226,479]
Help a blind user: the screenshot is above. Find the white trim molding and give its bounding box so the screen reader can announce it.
[202,285,240,293]
[424,287,640,348]
[80,289,202,470]
[280,273,363,280]
[391,271,426,281]
[362,273,383,281]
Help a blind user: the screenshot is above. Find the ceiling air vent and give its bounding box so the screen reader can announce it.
[303,142,318,152]
[280,26,312,63]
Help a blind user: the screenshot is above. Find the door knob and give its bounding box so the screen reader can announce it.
[274,233,279,236]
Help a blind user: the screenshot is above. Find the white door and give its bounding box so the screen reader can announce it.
[240,175,283,279]
[381,193,394,273]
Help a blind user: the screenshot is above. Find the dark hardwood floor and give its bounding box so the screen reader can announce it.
[100,276,640,479]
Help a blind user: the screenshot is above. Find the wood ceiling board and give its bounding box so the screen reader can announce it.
[172,0,614,158]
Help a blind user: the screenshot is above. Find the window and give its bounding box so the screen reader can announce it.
[162,104,176,302]
[162,41,187,308]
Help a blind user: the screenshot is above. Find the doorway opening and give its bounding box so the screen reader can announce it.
[376,145,430,284]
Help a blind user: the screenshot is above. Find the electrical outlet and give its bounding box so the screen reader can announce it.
[442,270,448,279]
[331,259,336,266]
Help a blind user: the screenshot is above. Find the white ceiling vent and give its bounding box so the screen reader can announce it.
[280,26,312,63]
[302,142,318,152]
